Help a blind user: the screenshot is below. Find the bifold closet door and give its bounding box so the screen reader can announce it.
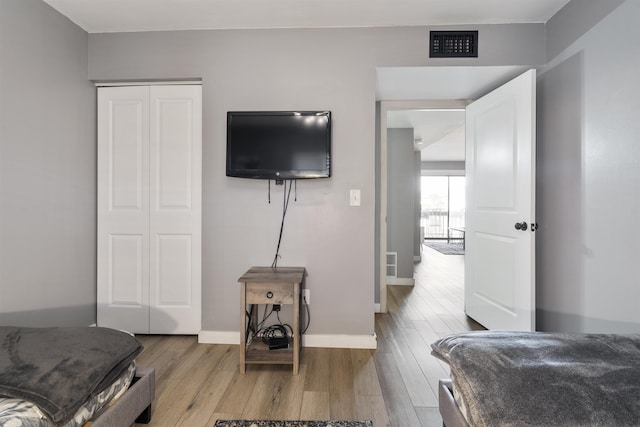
[148,85,202,334]
[97,86,150,333]
[97,85,202,334]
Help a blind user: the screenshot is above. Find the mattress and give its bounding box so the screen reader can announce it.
[0,362,136,427]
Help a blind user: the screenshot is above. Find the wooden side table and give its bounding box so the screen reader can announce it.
[238,266,305,375]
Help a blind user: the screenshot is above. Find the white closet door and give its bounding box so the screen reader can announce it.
[97,85,202,335]
[97,86,151,333]
[149,85,202,334]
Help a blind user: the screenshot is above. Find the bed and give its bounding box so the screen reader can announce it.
[431,331,640,427]
[0,326,155,427]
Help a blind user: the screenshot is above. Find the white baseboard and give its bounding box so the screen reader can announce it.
[302,333,377,349]
[374,303,381,313]
[414,255,422,262]
[386,277,415,286]
[198,330,239,344]
[198,330,377,349]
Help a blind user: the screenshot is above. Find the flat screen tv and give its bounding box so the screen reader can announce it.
[226,111,331,180]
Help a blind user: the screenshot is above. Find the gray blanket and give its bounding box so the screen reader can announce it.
[0,326,142,424]
[432,331,640,427]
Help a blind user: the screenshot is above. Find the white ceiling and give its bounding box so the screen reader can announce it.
[388,109,466,161]
[376,65,529,101]
[380,65,528,162]
[41,0,570,162]
[43,0,571,33]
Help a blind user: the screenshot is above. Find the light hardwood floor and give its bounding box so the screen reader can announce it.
[133,245,483,427]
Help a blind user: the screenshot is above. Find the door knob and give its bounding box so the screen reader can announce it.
[515,221,528,231]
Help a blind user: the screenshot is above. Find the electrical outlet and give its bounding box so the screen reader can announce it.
[303,289,310,305]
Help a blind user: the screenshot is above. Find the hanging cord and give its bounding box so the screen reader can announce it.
[271,180,294,268]
[255,304,275,334]
[301,293,311,334]
[246,304,274,341]
[268,180,271,204]
[276,311,294,336]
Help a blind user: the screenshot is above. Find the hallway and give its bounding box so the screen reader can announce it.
[374,244,483,425]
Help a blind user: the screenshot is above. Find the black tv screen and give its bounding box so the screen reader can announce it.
[226,111,331,180]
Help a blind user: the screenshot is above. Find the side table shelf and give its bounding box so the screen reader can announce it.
[238,266,305,375]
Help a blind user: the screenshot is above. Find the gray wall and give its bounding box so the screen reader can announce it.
[374,102,381,303]
[0,0,95,326]
[89,23,545,336]
[90,28,381,336]
[387,128,416,281]
[414,152,421,259]
[537,0,638,332]
[546,0,627,60]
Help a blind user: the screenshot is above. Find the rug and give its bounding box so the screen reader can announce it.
[424,241,464,255]
[214,421,373,427]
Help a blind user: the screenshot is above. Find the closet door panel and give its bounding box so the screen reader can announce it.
[110,102,146,209]
[150,234,194,333]
[156,235,192,304]
[97,86,150,333]
[154,99,194,209]
[149,85,202,334]
[109,234,145,304]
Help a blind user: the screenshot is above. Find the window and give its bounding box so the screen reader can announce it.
[421,176,465,240]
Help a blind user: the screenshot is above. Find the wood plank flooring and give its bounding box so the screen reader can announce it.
[133,245,483,427]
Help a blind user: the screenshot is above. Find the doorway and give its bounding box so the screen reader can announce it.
[378,100,467,313]
[376,66,529,314]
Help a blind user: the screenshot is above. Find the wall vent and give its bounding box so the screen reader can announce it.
[430,31,478,58]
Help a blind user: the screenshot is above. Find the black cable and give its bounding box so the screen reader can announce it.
[276,311,294,337]
[260,324,289,345]
[271,180,294,268]
[247,304,275,342]
[245,305,255,342]
[253,299,309,343]
[258,304,274,329]
[268,179,271,204]
[301,295,311,334]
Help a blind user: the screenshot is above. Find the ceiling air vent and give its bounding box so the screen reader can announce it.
[430,31,478,58]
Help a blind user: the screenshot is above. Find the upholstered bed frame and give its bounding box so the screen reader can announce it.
[438,380,469,427]
[90,366,155,426]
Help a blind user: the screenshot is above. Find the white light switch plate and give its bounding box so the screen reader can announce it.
[350,189,361,206]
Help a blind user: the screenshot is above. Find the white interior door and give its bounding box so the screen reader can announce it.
[149,85,202,334]
[465,69,536,331]
[97,86,151,333]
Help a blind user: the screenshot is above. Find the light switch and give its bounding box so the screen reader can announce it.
[350,189,361,206]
